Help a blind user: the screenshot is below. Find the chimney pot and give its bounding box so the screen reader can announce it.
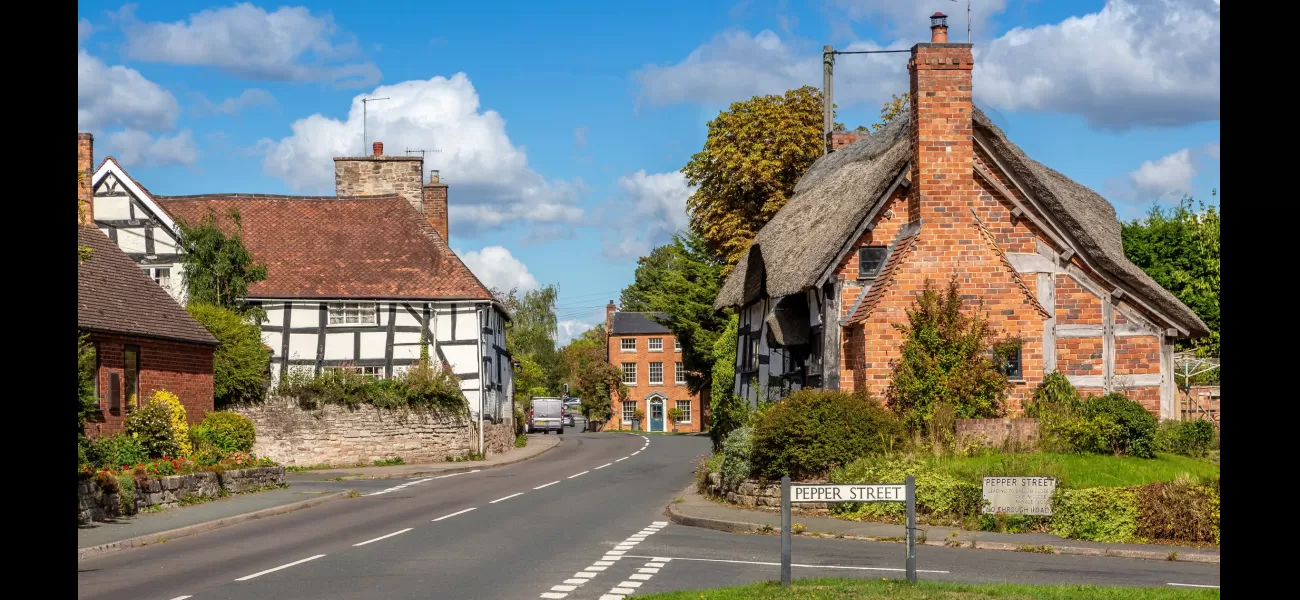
[430,169,440,183]
[930,12,949,43]
[373,141,383,156]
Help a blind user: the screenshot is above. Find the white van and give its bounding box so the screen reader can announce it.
[528,397,564,435]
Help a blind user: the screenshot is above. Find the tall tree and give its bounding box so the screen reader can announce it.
[561,326,626,422]
[177,208,268,311]
[873,92,911,131]
[617,232,729,395]
[494,285,565,407]
[1121,193,1221,359]
[682,86,831,273]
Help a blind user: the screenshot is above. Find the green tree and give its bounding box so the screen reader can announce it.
[682,86,833,273]
[494,285,565,405]
[873,92,911,131]
[561,326,626,422]
[709,314,747,451]
[78,170,93,263]
[187,303,271,406]
[618,232,729,395]
[1121,193,1220,359]
[177,208,268,311]
[78,334,98,438]
[886,277,1012,433]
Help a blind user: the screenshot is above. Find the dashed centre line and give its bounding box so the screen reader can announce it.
[490,492,525,504]
[534,481,560,490]
[353,528,412,547]
[432,507,477,521]
[568,470,590,479]
[595,463,612,469]
[235,554,327,581]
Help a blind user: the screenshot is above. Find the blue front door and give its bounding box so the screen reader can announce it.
[650,401,664,432]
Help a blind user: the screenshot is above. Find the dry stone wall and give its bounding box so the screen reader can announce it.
[77,467,286,523]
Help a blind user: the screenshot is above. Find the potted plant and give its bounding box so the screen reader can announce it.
[667,407,684,433]
[632,408,645,431]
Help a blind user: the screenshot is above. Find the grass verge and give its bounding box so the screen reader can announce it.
[635,578,1218,599]
[924,452,1219,489]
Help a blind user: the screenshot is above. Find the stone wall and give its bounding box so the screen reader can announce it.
[704,473,834,511]
[77,467,285,523]
[334,153,425,215]
[481,419,515,456]
[232,396,482,466]
[955,417,1039,448]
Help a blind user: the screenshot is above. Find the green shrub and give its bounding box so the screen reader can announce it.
[1155,419,1216,458]
[1080,394,1157,458]
[696,452,724,494]
[886,278,1011,433]
[749,389,904,480]
[124,399,183,459]
[278,363,467,412]
[719,426,754,488]
[1135,478,1219,546]
[200,411,256,454]
[116,475,137,515]
[830,456,982,524]
[89,434,149,470]
[1050,487,1139,543]
[187,303,271,406]
[709,314,744,452]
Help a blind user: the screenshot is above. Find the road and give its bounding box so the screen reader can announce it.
[77,431,1220,599]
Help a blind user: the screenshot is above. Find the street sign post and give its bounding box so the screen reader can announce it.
[781,475,917,586]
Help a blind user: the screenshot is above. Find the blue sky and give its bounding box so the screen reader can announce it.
[77,1,1220,343]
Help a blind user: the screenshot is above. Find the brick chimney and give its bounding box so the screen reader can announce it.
[830,130,866,150]
[422,169,449,241]
[908,11,974,230]
[78,133,94,225]
[373,141,384,156]
[334,140,425,214]
[605,301,616,333]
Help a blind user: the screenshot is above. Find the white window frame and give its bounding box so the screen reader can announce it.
[675,362,686,385]
[328,302,379,326]
[622,399,637,423]
[142,266,172,290]
[674,338,682,352]
[648,338,664,352]
[648,362,663,385]
[620,338,636,352]
[621,362,637,385]
[675,400,692,424]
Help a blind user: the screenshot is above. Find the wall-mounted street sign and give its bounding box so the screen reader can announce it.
[780,476,918,587]
[981,477,1056,516]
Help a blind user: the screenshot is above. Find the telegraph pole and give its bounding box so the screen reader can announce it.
[823,46,834,156]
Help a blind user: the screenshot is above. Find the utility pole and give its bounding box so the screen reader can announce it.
[823,45,834,156]
[361,97,390,155]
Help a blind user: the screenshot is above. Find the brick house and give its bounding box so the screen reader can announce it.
[603,303,706,432]
[78,226,218,437]
[713,14,1209,419]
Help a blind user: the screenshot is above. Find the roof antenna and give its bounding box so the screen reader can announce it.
[361,97,390,156]
[950,0,971,42]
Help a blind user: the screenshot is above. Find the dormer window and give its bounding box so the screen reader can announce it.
[859,246,888,279]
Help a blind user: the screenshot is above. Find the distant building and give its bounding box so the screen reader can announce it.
[603,302,706,432]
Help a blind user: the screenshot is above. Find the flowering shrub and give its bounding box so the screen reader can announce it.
[124,396,182,459]
[152,390,193,458]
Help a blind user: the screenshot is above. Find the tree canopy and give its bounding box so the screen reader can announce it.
[177,208,268,311]
[561,325,626,422]
[1121,193,1220,359]
[494,285,565,406]
[873,92,910,131]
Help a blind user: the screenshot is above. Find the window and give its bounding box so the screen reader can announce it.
[620,338,636,352]
[324,365,383,379]
[329,302,378,326]
[747,335,759,371]
[675,400,692,423]
[143,267,171,289]
[999,347,1023,380]
[621,362,637,385]
[858,246,888,279]
[123,345,140,409]
[675,338,682,352]
[675,362,686,385]
[649,338,663,352]
[649,362,663,385]
[807,328,824,375]
[622,400,637,423]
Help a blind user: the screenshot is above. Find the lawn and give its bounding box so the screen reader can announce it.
[636,578,1218,599]
[924,452,1219,489]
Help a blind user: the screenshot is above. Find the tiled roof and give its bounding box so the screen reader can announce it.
[610,312,672,335]
[154,194,493,301]
[77,227,218,345]
[846,231,919,325]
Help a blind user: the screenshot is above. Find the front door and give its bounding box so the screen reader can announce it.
[650,400,664,432]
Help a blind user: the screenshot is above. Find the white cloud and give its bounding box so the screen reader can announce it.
[601,170,695,260]
[105,130,199,168]
[259,73,586,234]
[557,319,597,346]
[119,3,381,88]
[459,246,540,294]
[77,48,181,132]
[1204,141,1219,161]
[196,88,277,116]
[976,0,1220,129]
[1124,148,1196,200]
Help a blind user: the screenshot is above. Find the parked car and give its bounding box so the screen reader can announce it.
[563,412,575,427]
[528,397,564,435]
[563,397,581,409]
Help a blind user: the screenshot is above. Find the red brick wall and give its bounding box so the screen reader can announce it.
[831,131,865,150]
[1058,338,1102,376]
[606,331,703,432]
[1114,336,1159,375]
[84,332,216,439]
[78,133,94,225]
[1122,386,1162,414]
[423,182,449,240]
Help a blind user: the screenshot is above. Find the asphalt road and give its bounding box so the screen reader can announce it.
[76,431,1220,599]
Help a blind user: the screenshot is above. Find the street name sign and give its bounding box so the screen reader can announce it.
[780,477,917,587]
[791,484,907,503]
[981,477,1056,516]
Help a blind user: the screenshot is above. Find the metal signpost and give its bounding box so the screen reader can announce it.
[781,475,917,586]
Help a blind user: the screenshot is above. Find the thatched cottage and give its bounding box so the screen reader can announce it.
[713,14,1208,419]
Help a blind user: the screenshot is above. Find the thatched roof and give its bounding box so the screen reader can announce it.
[765,294,810,347]
[715,107,1209,338]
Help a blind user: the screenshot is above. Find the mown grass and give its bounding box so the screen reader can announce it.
[636,578,1218,600]
[924,452,1219,489]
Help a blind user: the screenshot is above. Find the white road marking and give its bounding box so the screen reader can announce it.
[353,528,413,547]
[606,550,626,555]
[631,451,640,456]
[651,521,668,525]
[470,469,481,473]
[615,457,628,462]
[587,566,607,571]
[593,560,615,566]
[620,555,950,573]
[628,574,652,581]
[432,507,477,521]
[610,588,634,594]
[169,596,192,600]
[540,593,567,599]
[433,473,463,479]
[575,571,597,578]
[639,568,660,574]
[564,579,589,585]
[595,463,612,469]
[568,471,590,479]
[235,555,327,581]
[534,481,560,490]
[551,584,577,591]
[490,492,524,504]
[599,595,624,600]
[1168,583,1220,589]
[615,545,635,550]
[617,581,643,588]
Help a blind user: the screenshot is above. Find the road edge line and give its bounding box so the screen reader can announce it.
[77,490,355,561]
[339,436,562,481]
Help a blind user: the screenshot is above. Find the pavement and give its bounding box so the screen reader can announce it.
[77,433,561,556]
[77,433,1220,600]
[667,482,1221,564]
